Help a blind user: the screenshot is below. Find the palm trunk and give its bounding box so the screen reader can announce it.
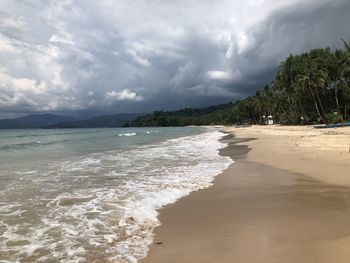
[250,109,258,124]
[297,104,303,124]
[335,85,340,114]
[315,88,326,121]
[309,86,325,123]
[297,96,306,123]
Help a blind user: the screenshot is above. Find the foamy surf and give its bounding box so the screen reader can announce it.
[118,133,137,137]
[0,129,232,262]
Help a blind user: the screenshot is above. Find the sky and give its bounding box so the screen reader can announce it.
[0,0,350,118]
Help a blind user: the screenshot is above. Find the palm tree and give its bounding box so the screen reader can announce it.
[340,39,350,65]
[338,39,350,119]
[296,58,328,123]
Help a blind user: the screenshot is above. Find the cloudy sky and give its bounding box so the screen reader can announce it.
[0,0,350,118]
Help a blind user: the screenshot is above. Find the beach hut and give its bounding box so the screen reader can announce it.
[267,115,273,125]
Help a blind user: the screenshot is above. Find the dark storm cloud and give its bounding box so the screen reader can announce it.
[223,0,350,98]
[0,0,349,117]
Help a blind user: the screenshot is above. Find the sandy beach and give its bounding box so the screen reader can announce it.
[141,125,350,263]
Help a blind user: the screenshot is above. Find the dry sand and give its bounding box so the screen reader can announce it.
[141,125,350,263]
[231,125,350,186]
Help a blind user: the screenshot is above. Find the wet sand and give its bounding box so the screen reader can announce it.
[141,129,350,263]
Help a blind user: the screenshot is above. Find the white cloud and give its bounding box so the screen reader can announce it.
[126,49,151,67]
[237,31,249,55]
[49,34,75,46]
[205,70,232,81]
[105,89,144,102]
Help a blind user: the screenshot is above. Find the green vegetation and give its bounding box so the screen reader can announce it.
[131,104,232,126]
[132,40,350,126]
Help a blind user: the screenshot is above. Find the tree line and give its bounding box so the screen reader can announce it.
[132,40,350,126]
[220,40,350,125]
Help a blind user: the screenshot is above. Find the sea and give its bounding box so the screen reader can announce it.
[0,127,232,263]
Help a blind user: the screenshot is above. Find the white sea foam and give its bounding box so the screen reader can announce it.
[0,130,232,262]
[145,130,158,134]
[118,133,136,137]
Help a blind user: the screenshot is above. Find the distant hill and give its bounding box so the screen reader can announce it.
[0,114,77,129]
[43,113,144,128]
[131,103,233,127]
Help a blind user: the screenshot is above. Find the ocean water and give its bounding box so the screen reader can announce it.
[0,127,232,262]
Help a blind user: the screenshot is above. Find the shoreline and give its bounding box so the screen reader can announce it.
[141,125,350,262]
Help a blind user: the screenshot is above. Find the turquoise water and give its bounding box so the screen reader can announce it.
[0,127,232,262]
[0,127,202,171]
